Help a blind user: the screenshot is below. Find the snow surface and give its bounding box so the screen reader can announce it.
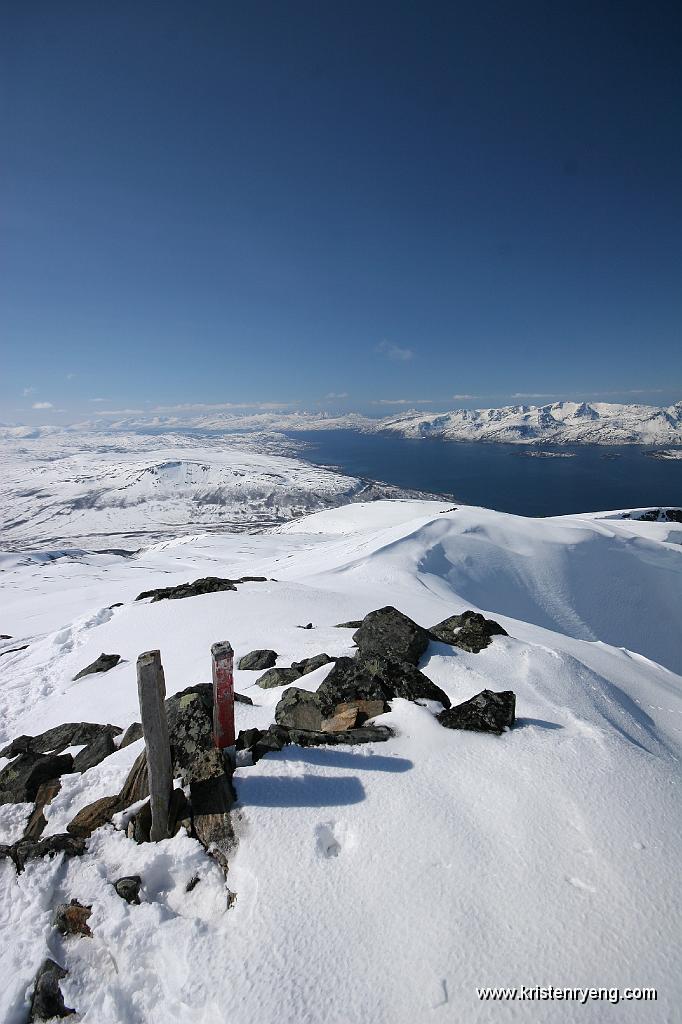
[1,499,681,1022]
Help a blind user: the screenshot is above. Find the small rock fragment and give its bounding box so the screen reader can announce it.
[29,959,75,1021]
[53,899,92,937]
[114,875,142,904]
[73,653,121,680]
[238,649,278,670]
[438,689,516,734]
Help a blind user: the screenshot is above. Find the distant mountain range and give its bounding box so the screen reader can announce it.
[26,398,681,445]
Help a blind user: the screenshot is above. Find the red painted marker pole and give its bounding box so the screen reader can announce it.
[211,641,235,759]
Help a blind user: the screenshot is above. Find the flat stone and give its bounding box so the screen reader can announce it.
[290,653,335,675]
[136,575,267,602]
[0,722,122,758]
[29,959,75,1021]
[67,795,121,838]
[438,689,516,734]
[352,607,431,665]
[275,688,324,731]
[335,620,363,628]
[282,725,393,747]
[73,653,121,680]
[256,666,302,689]
[238,649,278,670]
[73,731,117,773]
[320,699,386,732]
[429,611,508,653]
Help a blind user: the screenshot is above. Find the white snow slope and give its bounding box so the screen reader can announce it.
[1,500,681,1023]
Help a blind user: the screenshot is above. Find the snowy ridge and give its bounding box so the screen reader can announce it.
[0,499,681,1022]
[19,397,682,445]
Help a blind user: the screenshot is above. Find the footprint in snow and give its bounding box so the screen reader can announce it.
[315,822,342,859]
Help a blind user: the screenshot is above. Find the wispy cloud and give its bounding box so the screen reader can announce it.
[452,393,479,400]
[32,401,54,409]
[376,340,414,362]
[325,392,349,400]
[66,372,76,380]
[88,397,109,403]
[22,386,36,397]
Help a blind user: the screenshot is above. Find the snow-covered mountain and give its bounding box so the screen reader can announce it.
[43,398,682,445]
[1,498,680,1022]
[0,428,447,550]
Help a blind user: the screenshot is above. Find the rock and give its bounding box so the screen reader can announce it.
[256,666,302,689]
[282,725,393,747]
[438,689,516,734]
[315,658,391,719]
[429,611,508,653]
[290,653,335,675]
[0,722,122,758]
[297,622,314,629]
[67,795,122,838]
[275,688,324,731]
[114,875,142,904]
[166,691,224,784]
[638,507,682,523]
[23,779,62,840]
[235,692,254,705]
[29,959,75,1021]
[186,874,200,893]
[0,752,74,805]
[238,649,278,670]
[73,731,117,773]
[118,751,149,806]
[236,728,264,751]
[136,575,267,602]
[247,727,287,763]
[9,834,86,873]
[73,653,121,680]
[335,620,363,628]
[359,654,451,708]
[169,787,192,835]
[320,700,385,732]
[126,800,152,843]
[118,722,143,749]
[352,607,430,665]
[190,773,236,871]
[53,899,92,938]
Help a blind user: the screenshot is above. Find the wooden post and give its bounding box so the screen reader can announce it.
[212,641,235,757]
[136,650,173,842]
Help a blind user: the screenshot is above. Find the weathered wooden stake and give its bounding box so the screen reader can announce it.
[212,641,235,756]
[136,650,173,842]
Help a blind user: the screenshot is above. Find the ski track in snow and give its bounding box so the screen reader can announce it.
[0,497,680,1023]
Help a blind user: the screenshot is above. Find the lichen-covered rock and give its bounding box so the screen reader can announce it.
[256,666,302,689]
[438,689,516,734]
[290,653,335,675]
[352,607,430,665]
[275,688,324,731]
[359,654,451,708]
[0,722,122,759]
[118,722,143,749]
[315,658,391,718]
[429,611,508,653]
[73,653,121,680]
[238,649,278,670]
[166,691,223,783]
[0,752,74,805]
[29,959,75,1021]
[8,833,86,873]
[282,725,392,747]
[53,899,92,937]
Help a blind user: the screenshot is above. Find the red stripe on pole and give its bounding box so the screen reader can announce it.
[211,641,235,749]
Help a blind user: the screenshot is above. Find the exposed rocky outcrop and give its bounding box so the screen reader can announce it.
[238,649,278,670]
[29,959,74,1021]
[1,833,87,873]
[0,752,74,806]
[438,689,516,734]
[73,653,121,680]
[352,606,431,665]
[0,722,122,759]
[429,611,508,653]
[635,507,682,523]
[136,575,267,602]
[67,795,122,839]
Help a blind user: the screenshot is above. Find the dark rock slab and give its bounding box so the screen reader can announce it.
[118,751,149,807]
[53,899,92,938]
[359,654,451,708]
[236,728,263,751]
[114,875,142,904]
[67,795,122,838]
[352,607,430,665]
[315,657,391,718]
[238,649,278,671]
[275,688,324,731]
[136,575,267,603]
[335,620,363,628]
[73,653,121,680]
[429,611,508,653]
[256,666,302,689]
[190,773,236,872]
[0,722,122,759]
[29,959,75,1021]
[166,690,224,784]
[126,799,152,843]
[290,653,335,675]
[8,833,86,873]
[0,752,74,805]
[118,722,143,749]
[282,725,393,747]
[438,689,516,734]
[73,731,117,773]
[235,692,254,705]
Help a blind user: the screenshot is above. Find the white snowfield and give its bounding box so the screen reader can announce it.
[41,396,682,445]
[0,499,680,1023]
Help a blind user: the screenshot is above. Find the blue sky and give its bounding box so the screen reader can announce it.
[1,0,681,423]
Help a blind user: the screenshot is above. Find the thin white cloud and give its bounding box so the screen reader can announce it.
[376,340,414,362]
[325,392,349,399]
[452,393,479,400]
[66,372,76,380]
[88,397,109,403]
[32,401,54,409]
[372,398,433,406]
[22,386,36,396]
